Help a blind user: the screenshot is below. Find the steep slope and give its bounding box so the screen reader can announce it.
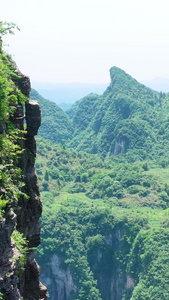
[37,200,169,300]
[30,89,72,144]
[31,68,167,160]
[0,26,47,299]
[67,67,160,158]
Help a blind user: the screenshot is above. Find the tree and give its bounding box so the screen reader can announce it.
[0,21,20,37]
[44,170,49,181]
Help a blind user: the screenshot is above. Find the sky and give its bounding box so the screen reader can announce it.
[1,0,169,85]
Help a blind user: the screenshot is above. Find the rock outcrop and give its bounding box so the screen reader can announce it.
[40,255,77,300]
[0,72,47,299]
[39,229,133,300]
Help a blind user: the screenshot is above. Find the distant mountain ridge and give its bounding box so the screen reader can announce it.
[31,82,108,106]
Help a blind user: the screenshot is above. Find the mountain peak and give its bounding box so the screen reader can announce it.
[109,67,133,83]
[109,66,125,74]
[109,67,144,92]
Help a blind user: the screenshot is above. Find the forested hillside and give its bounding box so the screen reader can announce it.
[30,89,72,144]
[32,68,169,299]
[34,67,169,161]
[35,137,169,300]
[67,67,160,157]
[36,137,169,209]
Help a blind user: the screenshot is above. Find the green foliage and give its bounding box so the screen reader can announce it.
[0,35,30,289]
[36,137,169,209]
[30,67,169,163]
[37,207,104,299]
[31,67,169,162]
[0,21,20,37]
[37,204,143,299]
[127,228,169,300]
[35,133,169,299]
[81,172,89,182]
[31,68,169,298]
[30,89,72,144]
[0,35,30,220]
[44,170,49,181]
[0,130,26,211]
[12,230,28,271]
[63,67,161,158]
[0,196,8,217]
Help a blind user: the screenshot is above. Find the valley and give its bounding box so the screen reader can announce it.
[32,68,169,299]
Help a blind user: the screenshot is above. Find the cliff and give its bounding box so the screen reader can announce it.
[0,42,47,299]
[37,206,141,300]
[39,232,129,300]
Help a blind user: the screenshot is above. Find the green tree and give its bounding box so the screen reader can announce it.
[44,170,49,181]
[0,21,19,37]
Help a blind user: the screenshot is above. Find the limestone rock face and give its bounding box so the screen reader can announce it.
[40,255,77,300]
[113,138,128,155]
[39,230,133,300]
[26,101,41,136]
[13,70,31,97]
[0,73,47,299]
[90,230,128,300]
[0,211,21,300]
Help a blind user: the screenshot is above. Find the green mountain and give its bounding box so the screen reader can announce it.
[34,67,169,161]
[67,67,162,158]
[31,68,169,300]
[30,89,72,144]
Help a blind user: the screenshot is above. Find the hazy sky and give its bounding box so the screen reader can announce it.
[1,0,169,84]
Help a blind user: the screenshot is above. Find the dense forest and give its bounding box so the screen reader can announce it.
[35,138,169,299]
[30,68,169,299]
[31,67,169,162]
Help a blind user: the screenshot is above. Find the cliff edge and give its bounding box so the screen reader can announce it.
[0,39,47,300]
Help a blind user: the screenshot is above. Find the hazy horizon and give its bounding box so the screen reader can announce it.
[31,76,169,106]
[1,0,169,85]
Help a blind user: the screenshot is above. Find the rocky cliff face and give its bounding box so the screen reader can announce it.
[40,255,77,300]
[0,71,47,300]
[39,229,134,300]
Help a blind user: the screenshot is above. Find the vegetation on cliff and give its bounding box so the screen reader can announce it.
[37,196,169,300]
[0,23,47,299]
[0,22,27,217]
